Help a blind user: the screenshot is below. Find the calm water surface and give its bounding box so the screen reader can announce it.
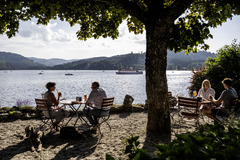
[0,70,192,107]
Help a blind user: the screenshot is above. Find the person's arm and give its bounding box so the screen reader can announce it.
[197,89,202,97]
[86,91,94,106]
[210,91,224,106]
[211,89,216,99]
[50,93,59,106]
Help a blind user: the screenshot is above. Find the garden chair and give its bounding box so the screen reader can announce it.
[35,98,55,131]
[215,98,240,125]
[95,97,114,136]
[177,96,202,131]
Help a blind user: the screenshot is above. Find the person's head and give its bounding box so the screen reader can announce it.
[45,82,56,91]
[202,79,211,90]
[222,78,232,89]
[91,81,100,90]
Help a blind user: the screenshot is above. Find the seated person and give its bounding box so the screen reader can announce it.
[84,81,107,127]
[203,78,238,122]
[44,82,69,131]
[197,79,215,101]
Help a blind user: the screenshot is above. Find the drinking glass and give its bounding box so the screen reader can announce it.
[193,90,197,97]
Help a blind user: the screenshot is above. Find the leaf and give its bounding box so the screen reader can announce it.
[106,154,115,160]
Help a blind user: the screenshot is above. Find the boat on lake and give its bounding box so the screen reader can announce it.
[65,73,73,76]
[116,69,143,74]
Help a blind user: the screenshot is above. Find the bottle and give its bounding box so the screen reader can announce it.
[84,94,87,102]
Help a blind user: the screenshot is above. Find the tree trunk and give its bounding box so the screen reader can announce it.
[145,20,172,134]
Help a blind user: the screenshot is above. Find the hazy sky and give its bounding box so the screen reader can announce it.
[0,16,239,60]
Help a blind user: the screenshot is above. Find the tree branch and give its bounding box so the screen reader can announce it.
[167,0,194,21]
[115,0,147,24]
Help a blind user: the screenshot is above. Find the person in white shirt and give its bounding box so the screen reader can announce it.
[85,81,107,127]
[197,79,215,101]
[203,78,238,122]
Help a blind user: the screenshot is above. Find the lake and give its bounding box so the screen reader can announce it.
[0,70,192,107]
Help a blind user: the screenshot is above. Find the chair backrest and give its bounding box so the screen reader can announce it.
[168,92,172,98]
[101,97,114,110]
[35,98,49,110]
[178,97,199,109]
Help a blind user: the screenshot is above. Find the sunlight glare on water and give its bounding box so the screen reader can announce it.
[0,70,192,107]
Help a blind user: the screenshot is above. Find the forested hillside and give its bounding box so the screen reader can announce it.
[52,51,215,70]
[0,51,215,70]
[0,52,45,70]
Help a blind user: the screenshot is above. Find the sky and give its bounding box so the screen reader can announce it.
[0,16,239,60]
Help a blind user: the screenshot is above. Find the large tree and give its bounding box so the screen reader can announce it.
[1,0,239,134]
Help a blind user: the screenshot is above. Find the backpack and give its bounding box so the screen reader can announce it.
[60,126,79,139]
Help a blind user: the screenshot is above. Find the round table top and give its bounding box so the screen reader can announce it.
[60,99,85,105]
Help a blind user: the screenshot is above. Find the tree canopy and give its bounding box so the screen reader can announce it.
[1,0,240,53]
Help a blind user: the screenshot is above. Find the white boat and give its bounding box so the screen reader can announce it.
[116,69,143,74]
[65,73,73,76]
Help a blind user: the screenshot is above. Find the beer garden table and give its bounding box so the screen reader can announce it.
[60,99,89,127]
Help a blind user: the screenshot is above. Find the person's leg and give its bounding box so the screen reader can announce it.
[50,110,67,124]
[92,110,102,125]
[203,108,220,122]
[84,108,95,125]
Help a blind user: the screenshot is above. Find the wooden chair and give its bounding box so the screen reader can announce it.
[96,97,114,136]
[35,98,54,131]
[216,99,240,124]
[177,97,202,130]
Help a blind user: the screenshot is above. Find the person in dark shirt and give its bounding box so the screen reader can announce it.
[203,78,238,122]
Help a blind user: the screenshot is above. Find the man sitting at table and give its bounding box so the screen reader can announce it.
[85,81,107,128]
[202,78,238,122]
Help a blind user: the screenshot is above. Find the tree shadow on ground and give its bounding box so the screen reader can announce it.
[0,138,29,160]
[142,132,171,157]
[0,128,99,160]
[118,113,131,118]
[42,129,99,160]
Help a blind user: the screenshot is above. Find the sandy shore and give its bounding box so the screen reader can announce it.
[0,112,211,160]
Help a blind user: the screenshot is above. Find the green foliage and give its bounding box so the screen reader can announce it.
[107,123,240,160]
[189,40,240,97]
[106,135,151,160]
[18,106,35,111]
[1,1,240,53]
[156,123,240,160]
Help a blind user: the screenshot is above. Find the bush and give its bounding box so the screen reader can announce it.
[107,123,240,160]
[189,40,240,98]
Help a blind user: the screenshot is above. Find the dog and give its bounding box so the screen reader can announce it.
[25,126,43,152]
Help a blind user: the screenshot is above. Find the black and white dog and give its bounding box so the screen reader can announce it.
[25,126,43,152]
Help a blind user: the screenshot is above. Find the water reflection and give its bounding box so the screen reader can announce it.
[0,70,192,107]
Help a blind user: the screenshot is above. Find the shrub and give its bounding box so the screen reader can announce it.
[189,40,240,98]
[107,123,240,160]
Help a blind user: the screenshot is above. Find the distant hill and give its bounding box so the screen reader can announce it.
[28,57,77,67]
[0,52,45,70]
[0,51,215,70]
[52,51,215,70]
[167,51,215,70]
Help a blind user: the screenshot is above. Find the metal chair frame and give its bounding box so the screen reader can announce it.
[96,97,114,136]
[176,97,202,132]
[215,99,240,125]
[35,98,55,131]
